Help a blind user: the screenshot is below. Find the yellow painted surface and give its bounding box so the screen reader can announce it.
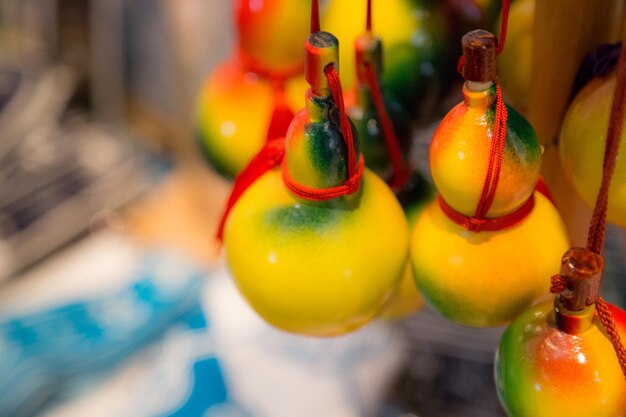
[195,59,305,177]
[225,168,409,336]
[410,192,569,327]
[560,73,626,229]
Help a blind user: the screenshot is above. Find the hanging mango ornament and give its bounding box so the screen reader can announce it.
[495,249,626,417]
[410,29,569,327]
[560,69,626,229]
[223,30,409,336]
[194,0,309,178]
[324,0,451,117]
[343,8,434,319]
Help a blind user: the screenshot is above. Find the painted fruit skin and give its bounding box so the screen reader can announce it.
[495,300,626,417]
[224,168,409,336]
[497,0,534,115]
[560,72,626,229]
[324,0,450,115]
[194,60,306,178]
[430,84,542,217]
[236,0,311,73]
[410,192,569,327]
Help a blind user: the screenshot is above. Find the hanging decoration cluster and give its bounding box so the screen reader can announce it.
[197,0,626,414]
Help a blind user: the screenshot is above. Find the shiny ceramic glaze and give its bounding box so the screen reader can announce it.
[225,168,408,336]
[194,59,306,178]
[430,83,542,217]
[324,0,450,115]
[410,192,569,326]
[236,0,311,73]
[560,73,626,229]
[224,90,409,336]
[496,299,626,417]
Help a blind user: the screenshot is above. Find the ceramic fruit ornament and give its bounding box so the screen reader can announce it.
[343,3,434,319]
[497,48,626,417]
[560,68,626,229]
[194,0,309,178]
[324,0,451,117]
[410,28,569,327]
[223,27,410,336]
[496,248,626,417]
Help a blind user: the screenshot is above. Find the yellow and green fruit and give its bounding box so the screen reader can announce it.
[410,191,569,327]
[560,71,626,229]
[496,300,626,417]
[430,83,542,218]
[224,92,409,336]
[194,60,306,178]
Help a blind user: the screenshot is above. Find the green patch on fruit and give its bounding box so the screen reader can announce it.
[263,202,345,232]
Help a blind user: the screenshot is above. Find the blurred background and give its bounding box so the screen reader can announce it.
[0,1,624,417]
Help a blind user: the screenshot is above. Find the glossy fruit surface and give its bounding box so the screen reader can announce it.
[410,192,569,327]
[194,60,305,178]
[224,168,409,336]
[236,0,311,73]
[560,72,626,229]
[324,0,450,115]
[430,83,541,217]
[496,300,626,417]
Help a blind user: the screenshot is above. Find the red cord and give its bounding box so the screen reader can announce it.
[549,46,626,380]
[310,0,320,33]
[475,82,508,218]
[283,63,363,201]
[218,63,364,239]
[216,137,286,242]
[363,63,411,190]
[439,193,534,232]
[585,42,626,379]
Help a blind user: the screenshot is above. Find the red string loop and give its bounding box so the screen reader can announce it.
[283,63,363,201]
[438,193,534,232]
[440,81,513,232]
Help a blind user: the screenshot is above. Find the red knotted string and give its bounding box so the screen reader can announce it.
[215,54,298,243]
[282,63,364,201]
[549,43,626,379]
[442,0,533,232]
[217,1,362,239]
